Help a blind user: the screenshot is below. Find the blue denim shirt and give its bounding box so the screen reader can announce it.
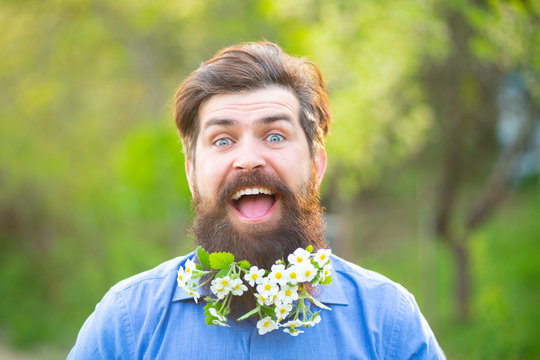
[68,253,445,359]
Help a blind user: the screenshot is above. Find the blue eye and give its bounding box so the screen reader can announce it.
[215,138,232,147]
[267,134,284,143]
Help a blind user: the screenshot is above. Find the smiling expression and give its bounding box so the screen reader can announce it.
[185,86,326,228]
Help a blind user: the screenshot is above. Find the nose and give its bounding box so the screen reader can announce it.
[232,139,266,171]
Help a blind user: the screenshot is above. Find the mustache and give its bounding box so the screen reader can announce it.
[213,170,296,206]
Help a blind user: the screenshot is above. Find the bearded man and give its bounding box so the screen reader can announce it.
[68,42,445,359]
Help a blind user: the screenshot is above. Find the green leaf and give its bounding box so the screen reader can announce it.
[216,268,229,278]
[209,252,235,270]
[203,303,217,326]
[237,260,251,270]
[196,246,211,269]
[261,305,275,318]
[237,306,260,321]
[195,264,205,271]
[306,245,314,253]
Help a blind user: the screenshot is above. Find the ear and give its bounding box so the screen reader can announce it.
[185,155,195,196]
[313,148,327,186]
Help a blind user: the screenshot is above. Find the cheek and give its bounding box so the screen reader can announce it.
[195,157,229,194]
[274,152,312,189]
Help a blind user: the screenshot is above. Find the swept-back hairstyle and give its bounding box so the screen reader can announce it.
[173,41,331,161]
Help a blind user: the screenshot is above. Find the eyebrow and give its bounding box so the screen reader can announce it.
[202,114,293,131]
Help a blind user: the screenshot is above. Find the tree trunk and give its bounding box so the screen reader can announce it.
[451,241,470,322]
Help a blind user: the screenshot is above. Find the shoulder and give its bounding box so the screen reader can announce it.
[330,255,446,359]
[108,254,190,296]
[331,254,413,302]
[68,254,193,359]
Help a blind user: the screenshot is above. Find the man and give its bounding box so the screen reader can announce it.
[68,41,445,359]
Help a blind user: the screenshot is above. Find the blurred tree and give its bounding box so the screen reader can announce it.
[425,0,540,320]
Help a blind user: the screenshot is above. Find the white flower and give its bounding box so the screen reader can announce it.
[230,278,248,296]
[275,303,293,321]
[320,264,332,281]
[303,314,322,327]
[283,319,303,328]
[277,284,298,304]
[209,308,227,323]
[256,277,279,299]
[284,327,304,336]
[211,287,227,299]
[212,319,230,327]
[287,248,311,266]
[296,263,317,283]
[212,276,233,291]
[187,289,201,303]
[268,264,288,286]
[177,267,188,287]
[313,249,331,267]
[285,265,300,285]
[185,259,197,277]
[210,278,231,299]
[257,316,278,335]
[282,319,304,336]
[244,266,265,286]
[255,292,272,306]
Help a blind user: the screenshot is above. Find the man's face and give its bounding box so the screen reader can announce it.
[186,86,326,232]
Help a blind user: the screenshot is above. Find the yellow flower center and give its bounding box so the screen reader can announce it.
[252,274,258,279]
[178,274,183,280]
[305,271,311,276]
[280,308,286,314]
[320,254,326,260]
[264,284,271,291]
[222,280,229,286]
[290,273,297,279]
[264,321,270,327]
[285,290,291,296]
[276,273,282,279]
[186,268,191,273]
[297,257,303,262]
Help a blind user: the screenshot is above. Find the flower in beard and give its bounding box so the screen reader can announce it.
[268,264,287,286]
[313,249,331,268]
[244,266,265,286]
[295,263,317,283]
[230,278,248,296]
[277,284,298,304]
[257,316,278,335]
[287,248,311,266]
[256,277,279,299]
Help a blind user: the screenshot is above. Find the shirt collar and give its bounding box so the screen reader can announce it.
[172,253,349,306]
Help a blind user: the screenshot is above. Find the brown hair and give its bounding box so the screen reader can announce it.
[173,41,331,161]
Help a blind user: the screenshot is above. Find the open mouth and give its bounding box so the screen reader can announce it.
[230,187,278,221]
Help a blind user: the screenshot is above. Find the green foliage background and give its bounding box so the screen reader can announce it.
[0,0,539,358]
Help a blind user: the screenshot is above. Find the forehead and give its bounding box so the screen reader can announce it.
[198,86,301,127]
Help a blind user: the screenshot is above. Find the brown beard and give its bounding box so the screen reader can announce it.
[190,169,327,314]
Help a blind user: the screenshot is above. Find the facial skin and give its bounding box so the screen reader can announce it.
[185,86,327,231]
